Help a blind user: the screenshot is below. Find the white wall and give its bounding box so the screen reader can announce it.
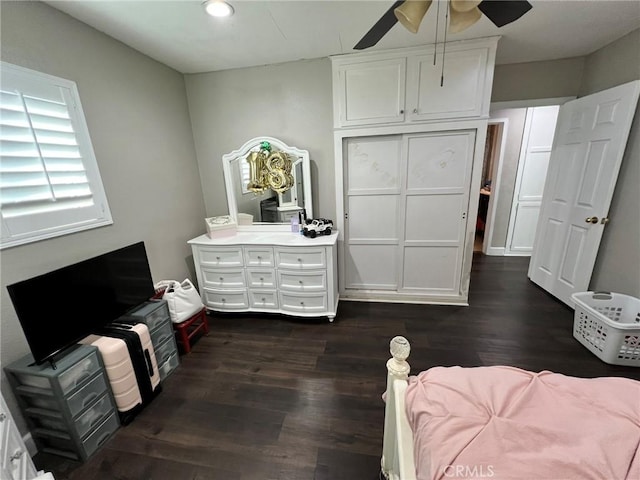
[184,58,335,223]
[0,1,205,432]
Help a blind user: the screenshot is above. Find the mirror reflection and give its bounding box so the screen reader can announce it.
[222,137,312,224]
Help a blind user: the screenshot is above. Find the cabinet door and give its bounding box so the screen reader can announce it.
[407,47,488,121]
[335,58,406,127]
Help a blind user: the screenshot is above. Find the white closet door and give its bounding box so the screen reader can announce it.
[344,136,402,290]
[401,131,476,295]
[505,105,559,255]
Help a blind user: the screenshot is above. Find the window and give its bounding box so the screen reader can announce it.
[0,63,112,249]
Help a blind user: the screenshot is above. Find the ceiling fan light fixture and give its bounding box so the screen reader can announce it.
[394,0,432,34]
[449,5,482,33]
[203,0,234,18]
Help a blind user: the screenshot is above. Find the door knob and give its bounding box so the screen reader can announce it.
[585,216,599,224]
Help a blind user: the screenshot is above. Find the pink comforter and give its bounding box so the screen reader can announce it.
[405,366,640,480]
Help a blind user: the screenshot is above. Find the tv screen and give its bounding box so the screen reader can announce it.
[7,241,155,365]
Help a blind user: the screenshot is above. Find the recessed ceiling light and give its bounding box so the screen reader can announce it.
[203,0,234,18]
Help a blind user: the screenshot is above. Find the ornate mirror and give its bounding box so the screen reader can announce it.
[222,137,313,225]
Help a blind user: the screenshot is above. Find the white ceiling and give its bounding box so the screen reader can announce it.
[45,0,640,74]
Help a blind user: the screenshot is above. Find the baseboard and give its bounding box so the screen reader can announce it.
[483,246,505,256]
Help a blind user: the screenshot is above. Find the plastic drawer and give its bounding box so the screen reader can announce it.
[130,301,170,332]
[66,374,109,418]
[58,351,102,395]
[154,336,178,367]
[150,319,174,348]
[81,412,119,458]
[159,353,180,381]
[74,394,115,440]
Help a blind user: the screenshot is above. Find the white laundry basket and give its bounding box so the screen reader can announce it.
[572,291,640,366]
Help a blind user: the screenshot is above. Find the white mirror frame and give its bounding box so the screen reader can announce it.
[222,136,313,230]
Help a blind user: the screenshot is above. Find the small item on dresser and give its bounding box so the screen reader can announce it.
[290,214,300,233]
[302,218,333,238]
[205,215,237,238]
[237,213,253,225]
[155,279,204,323]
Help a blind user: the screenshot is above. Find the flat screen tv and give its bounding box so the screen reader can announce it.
[7,241,155,365]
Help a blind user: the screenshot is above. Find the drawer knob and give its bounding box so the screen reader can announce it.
[221,298,226,302]
[219,277,224,281]
[297,258,302,262]
[260,277,264,281]
[300,301,305,305]
[261,297,266,302]
[299,280,303,284]
[216,256,221,260]
[257,255,262,260]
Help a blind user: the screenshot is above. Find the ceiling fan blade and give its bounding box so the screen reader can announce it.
[478,0,533,28]
[354,0,405,50]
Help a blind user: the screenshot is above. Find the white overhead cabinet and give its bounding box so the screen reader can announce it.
[332,37,498,305]
[332,38,496,129]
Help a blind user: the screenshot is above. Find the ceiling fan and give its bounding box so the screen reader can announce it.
[354,0,533,50]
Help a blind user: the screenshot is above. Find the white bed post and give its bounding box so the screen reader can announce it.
[381,336,412,480]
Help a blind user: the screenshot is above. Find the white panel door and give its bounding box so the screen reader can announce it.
[337,58,406,127]
[505,105,559,255]
[344,136,402,290]
[529,81,640,306]
[401,131,475,295]
[407,48,487,121]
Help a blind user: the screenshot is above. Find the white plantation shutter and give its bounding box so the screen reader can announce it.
[0,63,112,248]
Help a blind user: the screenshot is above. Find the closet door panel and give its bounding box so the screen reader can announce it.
[403,246,460,293]
[348,195,399,242]
[406,133,473,191]
[345,245,398,290]
[347,136,402,192]
[405,194,465,243]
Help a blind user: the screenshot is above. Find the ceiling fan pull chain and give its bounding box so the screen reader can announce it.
[433,0,441,65]
[441,1,449,86]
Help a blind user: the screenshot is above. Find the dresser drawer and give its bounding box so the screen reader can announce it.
[198,246,243,267]
[67,374,110,418]
[246,269,276,288]
[276,248,326,269]
[278,271,326,292]
[280,292,328,314]
[201,267,245,289]
[203,289,248,310]
[150,320,174,349]
[248,290,279,309]
[244,247,274,267]
[81,412,119,458]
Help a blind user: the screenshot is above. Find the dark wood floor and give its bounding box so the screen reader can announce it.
[36,255,640,479]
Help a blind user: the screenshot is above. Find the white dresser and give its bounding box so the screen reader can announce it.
[188,232,339,321]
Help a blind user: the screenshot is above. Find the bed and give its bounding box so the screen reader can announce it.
[381,336,640,480]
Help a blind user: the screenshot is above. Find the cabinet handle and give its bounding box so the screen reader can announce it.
[82,392,99,409]
[413,108,418,114]
[400,109,404,114]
